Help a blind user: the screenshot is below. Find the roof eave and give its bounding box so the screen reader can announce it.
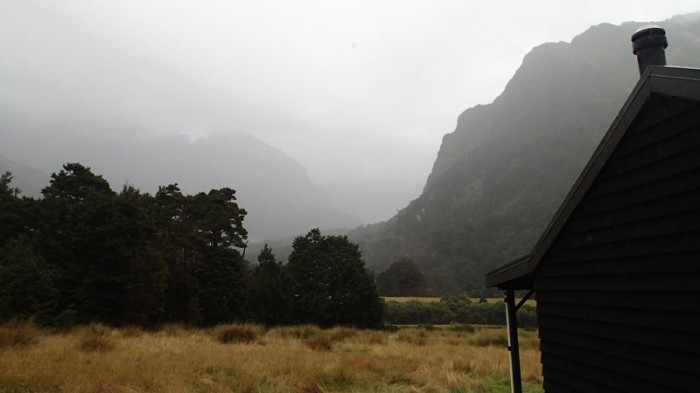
[485,255,533,289]
[484,66,700,289]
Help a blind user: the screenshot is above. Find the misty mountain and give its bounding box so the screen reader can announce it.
[0,128,360,241]
[0,155,49,197]
[351,13,700,294]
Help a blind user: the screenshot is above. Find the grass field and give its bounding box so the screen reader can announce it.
[0,320,542,393]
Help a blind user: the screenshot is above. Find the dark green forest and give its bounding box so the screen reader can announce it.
[0,164,383,328]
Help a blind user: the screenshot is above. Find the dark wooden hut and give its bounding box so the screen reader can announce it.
[486,27,700,393]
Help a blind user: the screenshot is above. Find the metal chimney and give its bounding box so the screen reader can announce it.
[631,26,667,76]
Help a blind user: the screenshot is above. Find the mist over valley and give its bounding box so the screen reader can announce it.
[2,2,699,294]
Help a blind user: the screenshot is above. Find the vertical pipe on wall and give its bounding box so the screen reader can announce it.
[505,289,523,393]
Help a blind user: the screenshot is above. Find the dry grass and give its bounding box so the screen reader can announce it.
[0,319,41,349]
[0,322,542,393]
[76,323,117,352]
[212,324,264,344]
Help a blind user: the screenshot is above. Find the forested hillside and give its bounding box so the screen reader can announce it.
[351,13,700,294]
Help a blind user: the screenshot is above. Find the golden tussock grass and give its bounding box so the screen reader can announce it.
[211,324,264,344]
[0,321,542,393]
[0,319,41,349]
[75,323,117,352]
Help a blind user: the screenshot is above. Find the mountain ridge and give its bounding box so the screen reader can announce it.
[351,13,700,294]
[0,129,360,241]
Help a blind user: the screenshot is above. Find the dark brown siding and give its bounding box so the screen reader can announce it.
[535,95,700,393]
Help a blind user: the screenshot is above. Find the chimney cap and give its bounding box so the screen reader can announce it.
[632,25,668,55]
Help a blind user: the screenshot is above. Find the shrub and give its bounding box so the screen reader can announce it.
[213,324,262,344]
[158,323,193,338]
[453,359,476,373]
[304,335,333,351]
[0,319,41,348]
[119,325,146,338]
[328,326,358,343]
[447,322,476,333]
[76,323,115,352]
[364,331,387,345]
[396,329,428,346]
[468,329,508,347]
[275,325,322,340]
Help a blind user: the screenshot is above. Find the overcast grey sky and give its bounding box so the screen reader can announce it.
[1,1,698,222]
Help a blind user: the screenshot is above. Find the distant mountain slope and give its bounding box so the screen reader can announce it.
[0,130,360,241]
[351,13,700,294]
[0,155,49,197]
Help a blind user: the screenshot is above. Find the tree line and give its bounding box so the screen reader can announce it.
[0,163,383,328]
[385,296,537,328]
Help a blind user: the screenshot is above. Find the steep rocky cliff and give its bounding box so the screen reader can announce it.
[352,13,700,294]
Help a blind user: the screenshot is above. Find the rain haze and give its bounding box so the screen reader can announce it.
[1,0,698,226]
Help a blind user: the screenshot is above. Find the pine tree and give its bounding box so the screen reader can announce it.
[249,245,293,325]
